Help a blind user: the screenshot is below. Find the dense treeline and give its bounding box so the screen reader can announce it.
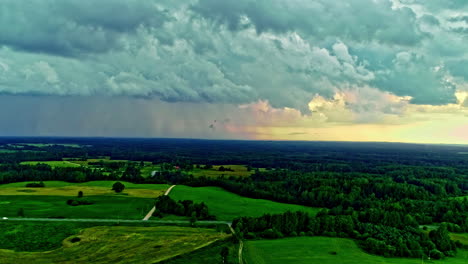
[152,195,215,220]
[152,169,468,232]
[233,211,459,259]
[1,138,468,174]
[0,163,113,184]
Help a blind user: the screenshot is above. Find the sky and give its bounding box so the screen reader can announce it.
[0,0,467,144]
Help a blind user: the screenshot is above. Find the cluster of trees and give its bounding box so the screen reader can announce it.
[218,166,234,172]
[25,181,45,188]
[66,199,93,206]
[152,195,215,220]
[233,211,460,259]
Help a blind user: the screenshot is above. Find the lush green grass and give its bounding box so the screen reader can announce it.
[169,186,320,221]
[0,181,170,198]
[0,149,42,153]
[0,195,155,219]
[20,160,82,168]
[161,239,238,264]
[451,233,468,246]
[244,237,468,264]
[0,225,228,264]
[0,180,170,190]
[140,164,162,178]
[64,158,130,166]
[191,165,255,178]
[0,149,17,153]
[0,222,94,251]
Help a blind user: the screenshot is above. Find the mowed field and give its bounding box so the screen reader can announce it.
[20,161,82,167]
[191,165,258,178]
[451,233,468,246]
[0,181,170,219]
[243,237,468,264]
[169,186,320,221]
[0,195,155,219]
[0,226,229,264]
[0,181,169,198]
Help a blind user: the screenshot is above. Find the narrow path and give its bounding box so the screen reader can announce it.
[142,185,176,221]
[229,225,244,264]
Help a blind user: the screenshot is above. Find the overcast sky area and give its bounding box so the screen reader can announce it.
[0,0,467,144]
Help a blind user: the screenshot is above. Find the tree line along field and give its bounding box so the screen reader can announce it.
[243,237,468,264]
[168,185,320,221]
[0,224,230,264]
[19,158,258,179]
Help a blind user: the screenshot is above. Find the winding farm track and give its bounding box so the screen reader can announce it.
[142,185,176,221]
[229,225,244,264]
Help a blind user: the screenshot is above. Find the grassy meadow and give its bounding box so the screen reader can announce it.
[243,237,468,264]
[191,165,254,178]
[161,239,239,264]
[451,233,468,247]
[20,161,82,168]
[0,195,156,219]
[0,225,228,264]
[0,181,170,198]
[0,181,169,219]
[169,186,320,221]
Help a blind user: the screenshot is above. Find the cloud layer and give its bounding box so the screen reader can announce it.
[0,0,467,116]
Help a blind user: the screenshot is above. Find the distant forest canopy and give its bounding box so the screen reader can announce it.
[0,137,467,259]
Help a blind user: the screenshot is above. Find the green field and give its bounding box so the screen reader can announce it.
[0,180,170,190]
[0,225,228,264]
[20,160,82,167]
[140,164,162,178]
[162,239,239,264]
[191,165,254,178]
[244,237,468,264]
[0,195,155,219]
[451,233,468,246]
[0,181,170,219]
[169,186,320,221]
[18,143,82,148]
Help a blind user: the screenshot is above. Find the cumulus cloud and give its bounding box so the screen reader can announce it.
[0,0,467,115]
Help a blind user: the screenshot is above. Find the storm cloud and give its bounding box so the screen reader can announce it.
[0,0,467,113]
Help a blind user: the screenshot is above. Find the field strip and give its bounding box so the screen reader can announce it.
[143,184,176,221]
[1,217,230,225]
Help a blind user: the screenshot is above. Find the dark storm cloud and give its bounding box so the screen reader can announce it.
[0,0,169,56]
[0,0,466,113]
[191,0,424,45]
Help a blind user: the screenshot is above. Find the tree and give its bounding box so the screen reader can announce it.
[221,246,229,263]
[17,208,25,217]
[78,191,83,198]
[112,182,125,193]
[190,212,197,226]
